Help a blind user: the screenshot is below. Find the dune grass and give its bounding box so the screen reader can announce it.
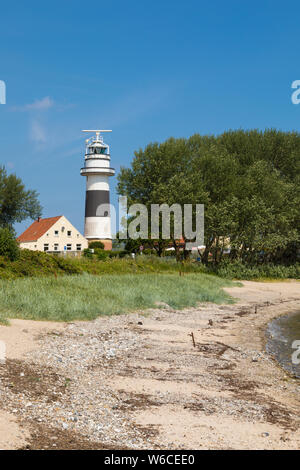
[0,250,210,280]
[0,272,236,322]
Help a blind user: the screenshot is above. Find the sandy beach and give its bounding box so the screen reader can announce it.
[0,280,299,450]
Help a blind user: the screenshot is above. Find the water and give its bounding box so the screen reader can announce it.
[266,311,300,378]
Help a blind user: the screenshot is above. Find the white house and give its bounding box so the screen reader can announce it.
[17,215,88,254]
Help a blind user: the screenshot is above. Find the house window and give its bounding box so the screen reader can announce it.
[54,230,59,236]
[54,243,59,251]
[76,244,82,251]
[67,230,72,237]
[66,244,72,251]
[44,244,49,252]
[61,227,65,233]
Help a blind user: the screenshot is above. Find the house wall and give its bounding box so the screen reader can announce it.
[19,241,38,250]
[19,216,88,253]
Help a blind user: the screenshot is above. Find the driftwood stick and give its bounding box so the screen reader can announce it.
[189,332,196,348]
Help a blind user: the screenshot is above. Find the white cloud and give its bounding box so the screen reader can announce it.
[26,96,54,110]
[30,119,46,144]
[11,96,54,112]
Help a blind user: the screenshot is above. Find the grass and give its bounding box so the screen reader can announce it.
[2,248,296,324]
[1,250,298,281]
[0,272,236,322]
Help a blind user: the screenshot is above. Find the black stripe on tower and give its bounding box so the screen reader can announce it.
[85,190,110,217]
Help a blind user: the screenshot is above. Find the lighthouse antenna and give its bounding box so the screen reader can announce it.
[82,129,112,143]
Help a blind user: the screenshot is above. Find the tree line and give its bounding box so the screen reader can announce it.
[117,129,300,265]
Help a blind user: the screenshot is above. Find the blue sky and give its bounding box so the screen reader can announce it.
[1,0,300,235]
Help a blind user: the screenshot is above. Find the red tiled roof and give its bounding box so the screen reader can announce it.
[17,216,62,242]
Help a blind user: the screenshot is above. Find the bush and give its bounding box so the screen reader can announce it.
[96,249,109,261]
[89,241,105,250]
[143,248,156,255]
[0,246,298,281]
[210,259,300,280]
[0,228,19,261]
[107,250,119,258]
[164,250,176,257]
[53,256,82,274]
[83,248,93,258]
[106,250,128,258]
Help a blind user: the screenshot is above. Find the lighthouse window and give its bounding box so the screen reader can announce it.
[89,147,107,155]
[95,147,107,155]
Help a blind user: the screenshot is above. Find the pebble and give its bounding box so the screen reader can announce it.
[0,306,296,450]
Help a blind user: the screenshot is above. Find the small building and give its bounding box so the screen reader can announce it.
[17,215,88,254]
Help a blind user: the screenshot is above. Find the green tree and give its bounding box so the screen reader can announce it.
[118,138,208,259]
[118,131,300,265]
[0,166,42,229]
[0,227,19,261]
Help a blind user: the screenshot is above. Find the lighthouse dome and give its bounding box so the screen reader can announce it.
[83,130,111,156]
[81,130,115,177]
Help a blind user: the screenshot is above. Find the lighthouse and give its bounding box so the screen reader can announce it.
[80,130,115,250]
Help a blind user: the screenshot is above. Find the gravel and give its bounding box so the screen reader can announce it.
[0,300,299,449]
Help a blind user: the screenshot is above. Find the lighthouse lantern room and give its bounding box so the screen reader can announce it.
[80,130,115,250]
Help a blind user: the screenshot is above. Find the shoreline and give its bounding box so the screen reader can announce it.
[227,281,300,383]
[263,309,300,380]
[0,280,300,449]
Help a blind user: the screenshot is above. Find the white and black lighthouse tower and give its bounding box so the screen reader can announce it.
[80,130,115,250]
